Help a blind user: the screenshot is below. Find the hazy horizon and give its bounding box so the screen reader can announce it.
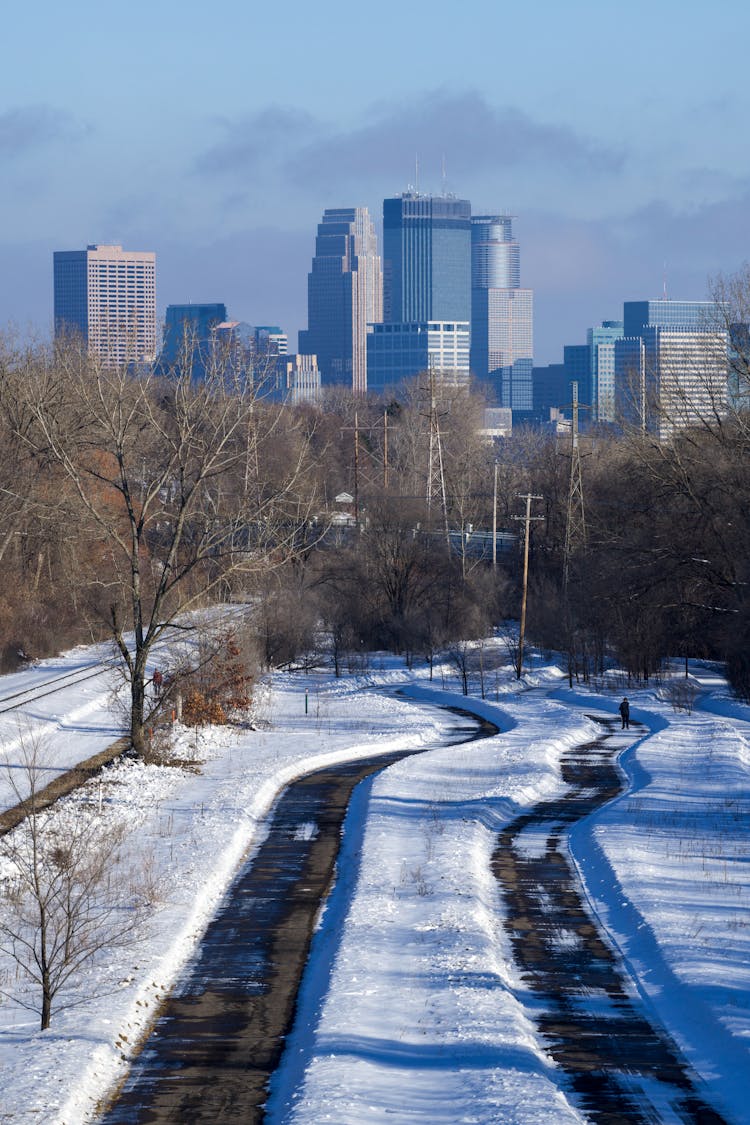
[3,0,748,364]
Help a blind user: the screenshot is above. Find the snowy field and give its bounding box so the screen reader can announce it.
[0,643,122,813]
[0,640,748,1124]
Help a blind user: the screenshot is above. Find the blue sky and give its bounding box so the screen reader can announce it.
[2,0,749,362]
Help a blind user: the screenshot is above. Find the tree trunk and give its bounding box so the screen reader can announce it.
[41,978,52,1030]
[130,662,147,756]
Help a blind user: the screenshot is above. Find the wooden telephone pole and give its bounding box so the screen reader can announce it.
[514,492,544,679]
[339,411,361,526]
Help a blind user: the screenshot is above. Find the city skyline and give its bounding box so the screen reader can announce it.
[48,228,731,431]
[3,1,750,362]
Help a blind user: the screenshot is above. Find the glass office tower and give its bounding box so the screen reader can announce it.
[159,303,228,376]
[623,300,720,335]
[382,193,471,324]
[367,320,470,392]
[299,207,381,394]
[470,215,533,411]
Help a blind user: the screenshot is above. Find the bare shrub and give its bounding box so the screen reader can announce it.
[140,724,178,767]
[178,629,256,728]
[0,732,144,1030]
[661,678,699,714]
[132,848,167,908]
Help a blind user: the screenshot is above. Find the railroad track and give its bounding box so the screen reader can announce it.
[0,658,126,836]
[0,659,118,716]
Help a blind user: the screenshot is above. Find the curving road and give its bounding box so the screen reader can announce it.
[100,709,495,1124]
[493,716,729,1124]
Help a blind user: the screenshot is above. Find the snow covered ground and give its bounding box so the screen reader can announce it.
[0,640,748,1124]
[0,643,122,813]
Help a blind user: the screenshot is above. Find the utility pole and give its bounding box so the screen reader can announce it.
[353,409,360,525]
[340,412,362,526]
[492,460,498,571]
[563,381,587,588]
[383,407,389,489]
[514,493,543,679]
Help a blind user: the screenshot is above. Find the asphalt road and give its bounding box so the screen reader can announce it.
[100,709,494,1124]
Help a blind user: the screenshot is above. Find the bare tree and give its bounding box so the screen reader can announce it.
[13,339,320,754]
[446,640,474,695]
[0,732,141,1030]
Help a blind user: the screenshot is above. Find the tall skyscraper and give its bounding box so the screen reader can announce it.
[532,363,567,421]
[549,319,624,425]
[382,193,471,324]
[53,244,156,366]
[470,215,533,412]
[368,192,472,388]
[563,344,590,407]
[252,326,288,355]
[299,207,381,394]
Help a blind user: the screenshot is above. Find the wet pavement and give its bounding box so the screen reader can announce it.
[100,711,494,1124]
[492,717,730,1124]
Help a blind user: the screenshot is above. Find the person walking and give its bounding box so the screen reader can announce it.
[619,696,630,730]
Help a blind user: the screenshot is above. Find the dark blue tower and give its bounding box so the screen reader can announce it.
[382,193,471,324]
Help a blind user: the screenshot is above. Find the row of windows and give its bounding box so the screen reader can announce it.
[368,322,469,334]
[87,269,153,275]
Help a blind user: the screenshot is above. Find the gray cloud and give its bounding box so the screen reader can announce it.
[0,105,85,159]
[621,190,750,265]
[285,91,624,187]
[192,90,623,188]
[194,106,320,176]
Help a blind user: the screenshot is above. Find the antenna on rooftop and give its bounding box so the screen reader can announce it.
[441,153,447,195]
[415,153,419,194]
[663,261,668,300]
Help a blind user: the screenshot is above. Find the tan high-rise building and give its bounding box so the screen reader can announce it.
[299,208,382,395]
[54,244,156,366]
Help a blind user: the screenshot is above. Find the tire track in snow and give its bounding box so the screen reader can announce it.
[492,717,729,1124]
